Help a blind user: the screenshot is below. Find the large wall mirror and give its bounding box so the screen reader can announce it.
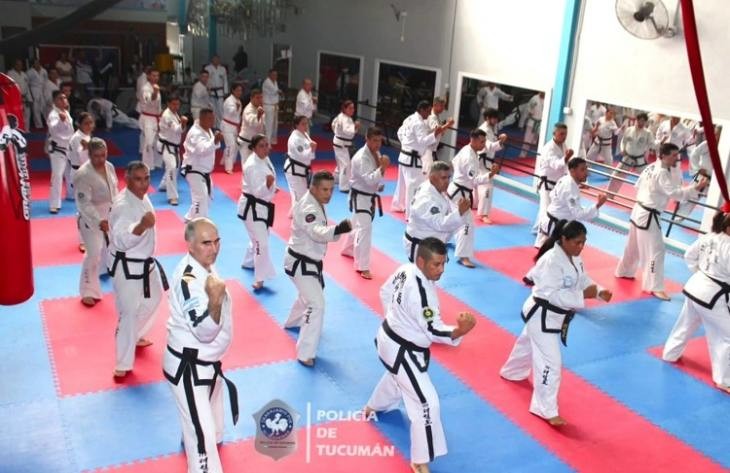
[316,51,362,117]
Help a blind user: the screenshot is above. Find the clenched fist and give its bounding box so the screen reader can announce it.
[140,211,156,229]
[205,274,227,303]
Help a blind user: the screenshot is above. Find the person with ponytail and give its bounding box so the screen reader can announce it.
[501,219,613,425]
[661,209,730,393]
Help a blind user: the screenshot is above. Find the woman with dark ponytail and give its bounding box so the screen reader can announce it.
[501,219,613,425]
[662,210,730,393]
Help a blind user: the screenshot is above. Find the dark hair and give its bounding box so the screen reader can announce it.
[167,94,181,103]
[554,122,568,131]
[483,108,500,120]
[78,111,94,124]
[659,142,679,156]
[231,82,243,93]
[292,115,308,127]
[52,90,64,101]
[366,126,384,139]
[535,219,587,261]
[416,237,447,262]
[568,157,587,170]
[636,112,649,121]
[199,69,209,76]
[199,108,214,117]
[416,100,431,112]
[711,210,730,233]
[248,133,267,150]
[311,170,335,187]
[470,128,487,139]
[340,99,354,111]
[268,68,277,74]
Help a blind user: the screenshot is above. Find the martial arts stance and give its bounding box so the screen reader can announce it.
[164,217,238,473]
[331,100,359,192]
[476,108,507,224]
[295,78,317,119]
[182,109,223,221]
[522,92,545,153]
[68,112,94,179]
[476,82,513,119]
[238,89,265,164]
[341,126,390,279]
[535,157,606,248]
[205,55,228,128]
[285,115,317,216]
[615,143,707,300]
[139,69,162,170]
[448,129,499,268]
[108,161,167,377]
[262,69,283,145]
[365,237,477,473]
[662,210,730,393]
[607,112,654,194]
[284,171,352,366]
[46,90,75,213]
[533,123,572,234]
[586,108,618,163]
[392,101,453,217]
[190,70,212,121]
[405,161,470,263]
[501,220,612,426]
[423,97,447,175]
[74,138,117,306]
[220,82,243,174]
[87,97,139,130]
[27,59,48,129]
[158,94,187,205]
[238,134,277,290]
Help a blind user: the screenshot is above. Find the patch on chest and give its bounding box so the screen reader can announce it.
[423,307,435,321]
[430,206,440,215]
[305,213,316,223]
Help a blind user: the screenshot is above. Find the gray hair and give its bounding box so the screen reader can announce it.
[184,217,216,242]
[88,137,107,155]
[430,161,452,174]
[125,160,149,178]
[432,96,446,106]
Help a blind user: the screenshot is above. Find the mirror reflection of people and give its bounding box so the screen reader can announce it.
[262,69,283,145]
[476,81,513,121]
[607,112,654,194]
[295,78,317,119]
[522,91,545,153]
[586,108,619,164]
[476,108,507,224]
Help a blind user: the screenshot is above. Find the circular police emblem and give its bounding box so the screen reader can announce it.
[305,213,316,223]
[468,170,475,177]
[429,206,440,215]
[422,307,434,321]
[259,407,294,440]
[297,145,303,152]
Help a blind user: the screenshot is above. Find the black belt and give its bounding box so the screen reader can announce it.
[181,166,211,196]
[379,319,430,373]
[404,232,422,263]
[620,152,647,168]
[48,140,67,156]
[540,211,559,237]
[164,346,239,427]
[536,176,555,192]
[237,136,251,146]
[595,136,613,146]
[108,251,169,298]
[209,87,225,99]
[683,272,730,310]
[69,163,80,170]
[448,183,474,208]
[238,192,275,228]
[284,156,312,182]
[522,297,575,346]
[158,138,181,167]
[284,248,324,288]
[398,149,422,168]
[478,152,494,169]
[334,135,353,146]
[630,202,661,230]
[349,187,383,220]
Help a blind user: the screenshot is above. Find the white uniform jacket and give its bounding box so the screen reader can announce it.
[332,112,356,148]
[535,140,568,191]
[67,130,91,169]
[74,160,118,228]
[448,145,491,204]
[295,89,316,118]
[397,112,437,167]
[630,160,697,229]
[239,155,277,227]
[683,232,730,309]
[349,145,384,219]
[285,129,315,178]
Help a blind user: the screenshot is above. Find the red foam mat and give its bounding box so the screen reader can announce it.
[648,337,715,388]
[31,209,188,267]
[476,245,683,305]
[95,420,409,472]
[42,279,296,396]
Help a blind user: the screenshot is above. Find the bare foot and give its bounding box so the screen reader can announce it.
[615,275,636,280]
[252,281,264,291]
[411,463,430,473]
[113,369,128,378]
[168,199,178,206]
[136,338,153,347]
[717,384,730,394]
[358,270,373,280]
[458,258,476,268]
[652,291,671,301]
[78,243,86,253]
[297,358,315,367]
[49,208,59,214]
[480,216,492,224]
[547,416,567,426]
[225,170,233,175]
[81,297,96,307]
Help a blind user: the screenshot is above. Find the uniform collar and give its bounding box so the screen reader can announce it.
[185,253,213,276]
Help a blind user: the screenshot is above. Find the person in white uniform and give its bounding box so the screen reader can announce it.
[108,161,168,378]
[364,237,477,473]
[164,217,238,473]
[46,90,75,213]
[27,59,48,129]
[607,112,654,194]
[42,68,61,117]
[67,112,94,178]
[295,78,317,119]
[405,162,470,263]
[74,138,118,306]
[331,99,360,192]
[285,115,317,216]
[220,82,243,174]
[157,94,188,205]
[182,109,223,221]
[662,210,730,393]
[522,92,545,153]
[238,89,265,164]
[535,158,607,248]
[447,129,499,268]
[190,70,212,121]
[501,220,612,426]
[87,97,139,130]
[204,55,229,128]
[283,171,352,366]
[139,69,162,170]
[340,126,390,279]
[423,97,446,174]
[476,82,513,120]
[262,69,283,144]
[615,143,707,300]
[7,59,31,128]
[238,134,277,290]
[532,123,572,235]
[392,101,453,217]
[656,116,694,186]
[586,108,619,163]
[476,108,507,224]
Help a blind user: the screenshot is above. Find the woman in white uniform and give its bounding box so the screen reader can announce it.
[331,100,359,192]
[284,115,316,216]
[501,220,612,425]
[662,210,730,393]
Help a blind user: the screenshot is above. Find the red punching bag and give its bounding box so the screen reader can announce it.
[0,72,33,305]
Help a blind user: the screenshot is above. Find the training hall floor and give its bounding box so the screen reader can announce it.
[1,124,728,472]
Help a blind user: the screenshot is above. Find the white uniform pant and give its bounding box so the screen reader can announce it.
[533,185,551,236]
[285,173,308,217]
[476,180,494,217]
[112,269,162,371]
[392,166,426,218]
[161,148,179,201]
[222,129,240,173]
[31,88,44,128]
[184,173,211,221]
[421,149,435,176]
[663,298,730,387]
[48,150,68,209]
[523,118,540,152]
[78,218,106,299]
[242,218,276,283]
[340,212,373,271]
[451,194,475,259]
[164,351,225,473]
[333,145,351,191]
[212,97,224,128]
[284,258,325,360]
[263,104,278,144]
[500,310,562,419]
[367,330,447,464]
[587,141,613,163]
[139,115,159,169]
[615,222,665,292]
